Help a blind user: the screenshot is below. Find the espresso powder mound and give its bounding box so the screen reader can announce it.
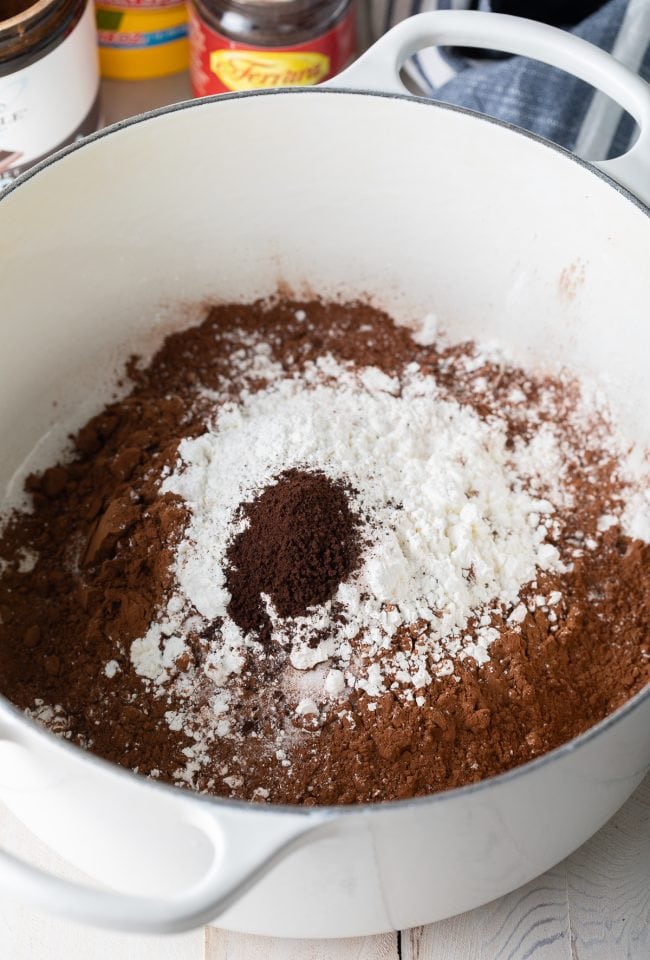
[0,298,648,805]
[226,470,361,638]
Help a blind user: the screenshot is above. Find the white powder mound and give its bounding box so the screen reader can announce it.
[25,700,76,740]
[131,623,187,682]
[141,358,569,699]
[410,312,439,346]
[17,549,38,573]
[104,660,120,679]
[618,446,650,542]
[623,490,650,542]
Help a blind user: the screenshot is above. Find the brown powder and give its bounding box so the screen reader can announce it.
[0,298,647,805]
[226,470,361,639]
[283,537,650,804]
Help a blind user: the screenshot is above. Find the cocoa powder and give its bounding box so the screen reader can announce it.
[0,298,648,805]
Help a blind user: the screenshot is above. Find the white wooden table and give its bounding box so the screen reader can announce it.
[0,74,647,959]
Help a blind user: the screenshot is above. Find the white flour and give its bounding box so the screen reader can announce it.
[131,358,570,699]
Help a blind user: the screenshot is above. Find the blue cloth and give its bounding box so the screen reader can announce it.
[374,0,650,158]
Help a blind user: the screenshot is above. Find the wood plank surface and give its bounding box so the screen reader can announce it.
[564,776,650,960]
[401,776,650,960]
[205,929,399,959]
[402,864,570,960]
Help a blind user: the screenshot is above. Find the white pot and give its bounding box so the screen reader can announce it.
[0,11,648,939]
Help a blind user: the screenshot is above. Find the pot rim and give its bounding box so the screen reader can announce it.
[0,85,648,819]
[1,680,648,818]
[2,85,650,216]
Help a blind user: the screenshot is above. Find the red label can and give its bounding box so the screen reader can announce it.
[188,2,357,97]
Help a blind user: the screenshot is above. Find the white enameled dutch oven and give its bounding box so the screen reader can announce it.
[0,10,649,939]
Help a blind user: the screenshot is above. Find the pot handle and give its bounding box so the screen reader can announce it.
[330,11,650,206]
[0,812,325,934]
[0,724,328,933]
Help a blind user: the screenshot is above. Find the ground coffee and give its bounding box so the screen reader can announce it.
[0,298,648,804]
[226,469,361,639]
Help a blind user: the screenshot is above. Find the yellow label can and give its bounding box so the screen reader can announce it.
[95,2,189,80]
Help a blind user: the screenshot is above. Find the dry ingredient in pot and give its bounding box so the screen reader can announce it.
[0,299,649,805]
[224,469,363,640]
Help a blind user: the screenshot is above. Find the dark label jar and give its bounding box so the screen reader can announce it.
[189,0,357,97]
[0,0,100,188]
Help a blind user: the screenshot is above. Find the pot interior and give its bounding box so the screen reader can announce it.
[0,89,648,504]
[0,91,649,936]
